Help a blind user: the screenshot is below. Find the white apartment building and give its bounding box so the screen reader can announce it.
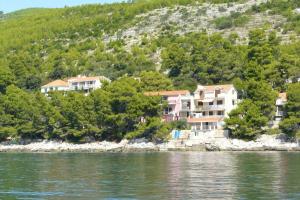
[187,84,238,138]
[67,76,110,92]
[41,75,110,94]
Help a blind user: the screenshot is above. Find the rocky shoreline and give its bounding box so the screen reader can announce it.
[0,135,299,153]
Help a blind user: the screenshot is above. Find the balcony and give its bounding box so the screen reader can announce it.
[70,84,96,91]
[195,105,225,111]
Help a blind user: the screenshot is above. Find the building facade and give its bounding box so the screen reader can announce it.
[145,84,239,136]
[144,90,191,122]
[41,75,110,94]
[67,76,110,93]
[272,92,287,128]
[187,84,238,136]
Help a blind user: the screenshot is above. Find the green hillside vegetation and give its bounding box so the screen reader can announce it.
[0,0,299,142]
[214,12,250,30]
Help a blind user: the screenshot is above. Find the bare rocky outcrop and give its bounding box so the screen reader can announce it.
[104,0,297,50]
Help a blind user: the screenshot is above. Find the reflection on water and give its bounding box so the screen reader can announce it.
[0,152,299,200]
[166,153,237,199]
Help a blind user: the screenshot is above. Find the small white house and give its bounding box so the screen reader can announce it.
[41,75,111,94]
[67,76,110,93]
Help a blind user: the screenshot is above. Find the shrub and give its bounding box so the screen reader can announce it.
[170,119,188,130]
[214,16,233,29]
[214,12,249,30]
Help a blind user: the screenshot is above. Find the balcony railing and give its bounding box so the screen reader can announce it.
[70,85,96,91]
[195,105,225,111]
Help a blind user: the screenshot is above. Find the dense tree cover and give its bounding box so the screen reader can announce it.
[225,80,278,139]
[161,33,246,89]
[139,71,174,91]
[279,83,300,138]
[0,66,15,93]
[0,76,176,142]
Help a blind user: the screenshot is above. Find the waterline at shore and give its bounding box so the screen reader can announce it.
[0,135,299,152]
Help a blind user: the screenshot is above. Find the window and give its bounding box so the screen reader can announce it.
[209,111,213,116]
[209,101,214,105]
[200,91,203,97]
[72,82,77,86]
[164,108,168,114]
[55,87,58,91]
[217,111,224,116]
[215,89,221,97]
[164,107,172,115]
[217,100,223,105]
[203,112,206,116]
[198,101,203,106]
[232,100,235,105]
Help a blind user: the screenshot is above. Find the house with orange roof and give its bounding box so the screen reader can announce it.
[145,84,239,138]
[41,80,69,93]
[41,75,110,94]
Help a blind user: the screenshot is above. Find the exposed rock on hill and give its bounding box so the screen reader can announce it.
[105,0,297,49]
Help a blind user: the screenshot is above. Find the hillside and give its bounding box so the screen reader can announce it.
[0,0,299,142]
[0,0,299,90]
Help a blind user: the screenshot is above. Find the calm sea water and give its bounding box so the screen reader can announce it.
[0,152,299,200]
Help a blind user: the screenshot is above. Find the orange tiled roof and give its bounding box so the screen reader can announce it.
[278,93,287,101]
[144,90,190,96]
[200,84,234,92]
[67,76,105,82]
[187,117,224,123]
[42,80,69,87]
